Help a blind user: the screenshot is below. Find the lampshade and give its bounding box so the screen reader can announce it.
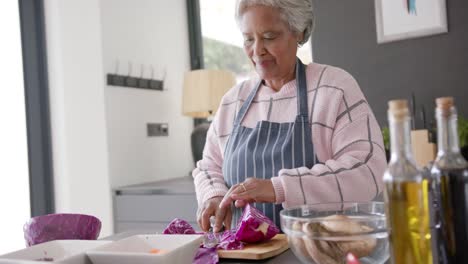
[182,69,236,118]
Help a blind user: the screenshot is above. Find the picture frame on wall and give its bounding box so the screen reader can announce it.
[375,0,448,44]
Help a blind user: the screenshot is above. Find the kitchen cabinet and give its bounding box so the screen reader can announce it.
[113,177,198,233]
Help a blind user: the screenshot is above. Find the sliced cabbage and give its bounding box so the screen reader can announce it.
[163,218,196,234]
[217,230,244,250]
[193,247,219,264]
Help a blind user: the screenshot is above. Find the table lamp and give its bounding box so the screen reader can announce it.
[182,69,236,164]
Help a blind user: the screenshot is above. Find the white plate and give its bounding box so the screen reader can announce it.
[0,240,110,264]
[86,234,203,264]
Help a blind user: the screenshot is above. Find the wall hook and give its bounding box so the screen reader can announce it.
[149,65,163,91]
[107,59,125,86]
[125,61,138,88]
[160,67,167,91]
[115,60,120,75]
[107,61,165,91]
[138,64,149,89]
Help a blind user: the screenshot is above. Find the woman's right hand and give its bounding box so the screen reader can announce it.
[197,196,232,233]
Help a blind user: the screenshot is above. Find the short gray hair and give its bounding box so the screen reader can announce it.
[235,0,314,45]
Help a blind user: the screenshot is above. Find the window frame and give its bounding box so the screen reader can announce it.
[18,0,55,216]
[186,0,204,70]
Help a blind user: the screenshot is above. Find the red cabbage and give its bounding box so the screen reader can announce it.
[235,204,279,243]
[163,218,196,234]
[164,205,278,264]
[23,214,101,246]
[193,247,218,264]
[217,230,244,250]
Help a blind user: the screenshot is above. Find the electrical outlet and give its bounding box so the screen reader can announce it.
[147,123,169,137]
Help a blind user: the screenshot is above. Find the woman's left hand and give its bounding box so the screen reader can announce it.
[219,178,276,209]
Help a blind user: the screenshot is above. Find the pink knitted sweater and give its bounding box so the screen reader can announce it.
[192,63,386,209]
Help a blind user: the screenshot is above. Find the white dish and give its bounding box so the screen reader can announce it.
[0,240,110,264]
[86,234,203,264]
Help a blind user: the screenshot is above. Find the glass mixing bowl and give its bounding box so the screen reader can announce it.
[280,202,389,264]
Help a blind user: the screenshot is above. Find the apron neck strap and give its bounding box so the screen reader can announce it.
[296,58,309,117]
[233,79,262,127]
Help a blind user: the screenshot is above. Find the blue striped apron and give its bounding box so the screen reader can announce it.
[222,58,316,228]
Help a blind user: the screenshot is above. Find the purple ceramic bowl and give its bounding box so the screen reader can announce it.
[23,213,102,246]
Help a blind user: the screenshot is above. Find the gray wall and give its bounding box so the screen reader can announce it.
[311,0,468,127]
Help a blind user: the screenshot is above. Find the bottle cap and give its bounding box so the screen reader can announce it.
[436,97,454,111]
[388,99,408,111]
[388,99,409,120]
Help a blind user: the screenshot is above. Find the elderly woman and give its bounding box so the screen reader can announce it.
[193,0,386,232]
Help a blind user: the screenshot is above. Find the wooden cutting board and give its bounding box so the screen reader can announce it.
[217,234,289,260]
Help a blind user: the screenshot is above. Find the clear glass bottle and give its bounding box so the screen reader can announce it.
[384,99,433,264]
[431,97,468,264]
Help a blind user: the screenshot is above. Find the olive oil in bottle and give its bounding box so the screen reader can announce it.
[384,100,433,264]
[431,97,468,264]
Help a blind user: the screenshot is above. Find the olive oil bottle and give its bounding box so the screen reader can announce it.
[431,97,468,263]
[384,100,433,264]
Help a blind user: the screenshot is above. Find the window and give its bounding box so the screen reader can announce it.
[0,1,30,254]
[198,0,313,82]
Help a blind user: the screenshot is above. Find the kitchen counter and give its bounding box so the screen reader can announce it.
[112,177,302,262]
[102,230,302,263]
